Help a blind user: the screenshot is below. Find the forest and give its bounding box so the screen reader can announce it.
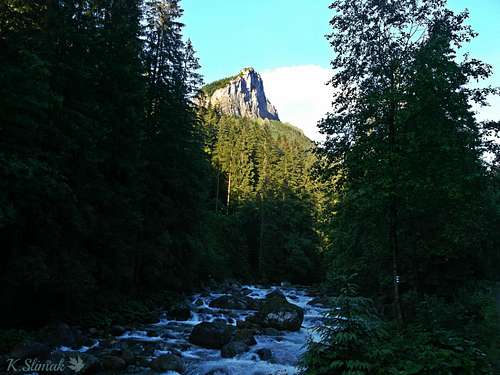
[0,0,499,374]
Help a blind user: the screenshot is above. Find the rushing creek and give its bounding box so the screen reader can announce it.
[57,285,329,375]
[118,286,325,375]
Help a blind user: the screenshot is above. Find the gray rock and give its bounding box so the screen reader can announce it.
[201,68,280,121]
[232,329,257,346]
[221,341,249,358]
[188,321,233,349]
[253,292,304,331]
[167,302,191,321]
[209,294,258,310]
[149,354,185,373]
[236,319,260,330]
[265,289,287,302]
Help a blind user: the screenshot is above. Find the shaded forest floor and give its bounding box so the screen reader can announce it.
[496,282,500,374]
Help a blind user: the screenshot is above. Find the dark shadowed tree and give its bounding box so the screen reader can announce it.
[319,0,497,321]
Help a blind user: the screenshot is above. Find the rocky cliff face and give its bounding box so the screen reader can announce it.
[202,68,280,121]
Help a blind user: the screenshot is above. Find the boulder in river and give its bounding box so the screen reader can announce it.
[209,294,259,310]
[252,290,304,331]
[221,341,250,358]
[150,354,185,373]
[232,328,257,346]
[265,289,287,302]
[167,302,191,321]
[189,321,233,349]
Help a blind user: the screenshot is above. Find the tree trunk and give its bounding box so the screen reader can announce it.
[390,201,404,325]
[388,88,404,326]
[226,173,231,214]
[215,169,220,211]
[259,192,265,278]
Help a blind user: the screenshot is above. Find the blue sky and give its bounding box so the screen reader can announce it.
[182,0,500,139]
[182,0,331,83]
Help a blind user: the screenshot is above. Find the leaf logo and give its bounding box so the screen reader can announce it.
[67,356,85,372]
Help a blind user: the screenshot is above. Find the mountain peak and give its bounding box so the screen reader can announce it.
[201,68,280,121]
[240,67,255,74]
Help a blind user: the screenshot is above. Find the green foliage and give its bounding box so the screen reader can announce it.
[0,0,329,328]
[319,0,498,306]
[302,0,499,373]
[0,0,211,327]
[199,109,324,283]
[0,329,32,354]
[301,275,386,375]
[201,67,260,97]
[378,286,496,374]
[303,278,496,374]
[201,75,238,96]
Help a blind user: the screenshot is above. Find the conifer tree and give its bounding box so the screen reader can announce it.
[320,0,496,319]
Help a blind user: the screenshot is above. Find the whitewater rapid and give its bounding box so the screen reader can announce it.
[118,285,328,375]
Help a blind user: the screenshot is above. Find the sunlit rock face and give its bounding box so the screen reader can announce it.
[205,67,280,121]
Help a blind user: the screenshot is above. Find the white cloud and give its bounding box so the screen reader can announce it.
[474,95,500,123]
[261,65,333,141]
[261,65,500,142]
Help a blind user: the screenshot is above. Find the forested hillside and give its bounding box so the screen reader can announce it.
[199,107,324,283]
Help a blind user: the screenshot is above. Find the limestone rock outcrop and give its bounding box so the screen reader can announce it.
[201,67,279,121]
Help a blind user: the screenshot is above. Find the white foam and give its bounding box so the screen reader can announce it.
[57,340,99,353]
[117,331,162,342]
